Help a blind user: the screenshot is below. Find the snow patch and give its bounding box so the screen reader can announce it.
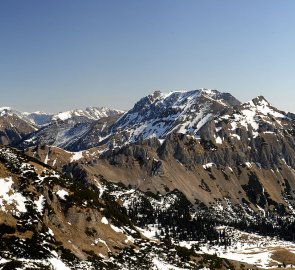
[101,217,108,224]
[230,134,241,140]
[70,151,83,162]
[136,226,159,241]
[44,152,49,164]
[56,189,69,200]
[52,158,57,166]
[215,136,222,144]
[0,177,27,215]
[203,163,215,169]
[110,224,124,233]
[186,226,295,269]
[245,162,252,168]
[34,195,45,214]
[49,257,71,270]
[152,258,185,270]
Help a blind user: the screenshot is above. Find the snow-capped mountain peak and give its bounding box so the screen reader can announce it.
[209,95,291,148]
[242,95,285,119]
[109,89,240,145]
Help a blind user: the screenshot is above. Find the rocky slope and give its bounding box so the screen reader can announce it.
[0,145,260,269]
[0,106,124,150]
[94,95,295,220]
[25,93,295,233]
[15,140,295,268]
[198,95,295,169]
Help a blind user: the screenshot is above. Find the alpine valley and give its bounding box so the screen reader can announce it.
[2,89,295,270]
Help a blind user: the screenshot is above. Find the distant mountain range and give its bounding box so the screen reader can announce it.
[0,106,124,126]
[0,106,124,147]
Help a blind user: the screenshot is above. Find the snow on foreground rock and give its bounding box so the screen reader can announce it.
[0,177,27,215]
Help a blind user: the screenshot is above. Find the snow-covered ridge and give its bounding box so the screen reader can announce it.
[52,107,124,122]
[243,96,286,119]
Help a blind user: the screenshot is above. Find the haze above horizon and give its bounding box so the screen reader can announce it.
[0,1,294,113]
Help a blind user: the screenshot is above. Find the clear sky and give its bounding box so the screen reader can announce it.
[0,0,294,112]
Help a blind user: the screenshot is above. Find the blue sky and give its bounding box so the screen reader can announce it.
[0,0,294,112]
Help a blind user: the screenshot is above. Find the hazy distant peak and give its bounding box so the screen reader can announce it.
[52,107,124,122]
[0,106,12,111]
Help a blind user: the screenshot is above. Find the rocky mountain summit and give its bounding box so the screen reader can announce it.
[107,89,240,146]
